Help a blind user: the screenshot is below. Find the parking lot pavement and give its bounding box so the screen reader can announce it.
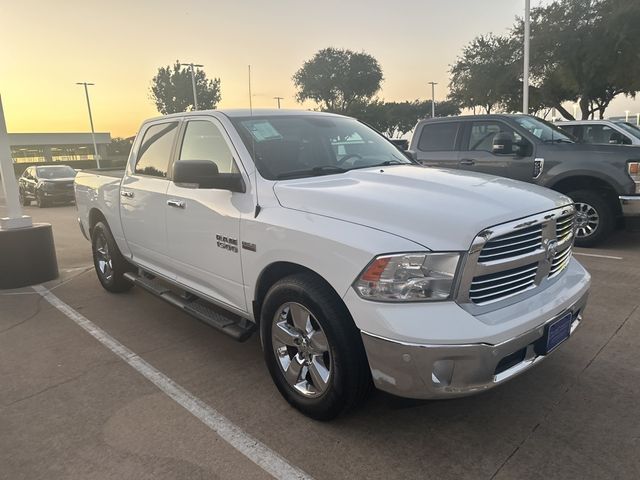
[1,203,639,480]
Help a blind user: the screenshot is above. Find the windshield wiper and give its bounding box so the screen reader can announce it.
[276,165,347,180]
[543,138,574,144]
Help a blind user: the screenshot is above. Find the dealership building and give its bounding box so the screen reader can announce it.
[8,132,111,165]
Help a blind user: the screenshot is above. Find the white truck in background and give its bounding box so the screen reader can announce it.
[74,109,590,420]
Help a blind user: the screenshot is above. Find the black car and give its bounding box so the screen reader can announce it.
[409,114,640,246]
[18,165,77,208]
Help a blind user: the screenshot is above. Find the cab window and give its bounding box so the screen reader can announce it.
[134,122,179,178]
[468,121,522,152]
[178,120,238,173]
[417,123,460,151]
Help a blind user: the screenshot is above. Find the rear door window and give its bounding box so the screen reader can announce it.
[134,122,179,178]
[417,123,460,151]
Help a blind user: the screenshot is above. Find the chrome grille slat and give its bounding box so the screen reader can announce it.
[478,242,542,261]
[471,265,539,285]
[481,235,542,251]
[470,270,537,294]
[470,278,536,302]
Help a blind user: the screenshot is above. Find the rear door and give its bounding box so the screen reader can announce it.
[165,117,252,312]
[412,121,461,168]
[458,120,528,178]
[119,120,179,276]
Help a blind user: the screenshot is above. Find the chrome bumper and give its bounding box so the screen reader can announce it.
[361,289,589,400]
[620,195,640,216]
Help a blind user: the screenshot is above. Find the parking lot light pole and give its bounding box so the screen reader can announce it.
[0,94,57,288]
[0,95,31,230]
[523,0,531,114]
[76,82,100,169]
[182,62,204,110]
[428,82,437,117]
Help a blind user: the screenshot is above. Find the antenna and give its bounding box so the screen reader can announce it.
[249,64,261,217]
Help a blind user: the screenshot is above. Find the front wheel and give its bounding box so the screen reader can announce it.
[19,190,30,206]
[36,192,47,208]
[91,221,134,293]
[260,273,371,420]
[569,190,614,247]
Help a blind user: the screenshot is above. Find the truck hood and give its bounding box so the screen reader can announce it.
[273,165,571,251]
[542,142,640,160]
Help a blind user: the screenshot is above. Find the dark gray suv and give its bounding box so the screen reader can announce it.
[409,114,640,246]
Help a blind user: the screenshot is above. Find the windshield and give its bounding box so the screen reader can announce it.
[614,121,640,140]
[514,116,574,143]
[230,115,411,180]
[36,166,77,179]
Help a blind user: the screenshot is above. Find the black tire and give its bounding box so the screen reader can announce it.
[91,221,134,293]
[568,190,614,247]
[36,192,47,208]
[260,273,371,420]
[19,190,30,206]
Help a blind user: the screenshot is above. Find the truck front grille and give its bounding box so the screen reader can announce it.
[459,207,576,308]
[477,225,543,262]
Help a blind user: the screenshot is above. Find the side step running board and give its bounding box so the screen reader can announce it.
[123,272,255,342]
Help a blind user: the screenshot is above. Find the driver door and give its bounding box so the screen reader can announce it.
[165,117,252,312]
[458,120,525,179]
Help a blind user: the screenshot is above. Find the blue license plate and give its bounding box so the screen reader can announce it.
[545,312,573,353]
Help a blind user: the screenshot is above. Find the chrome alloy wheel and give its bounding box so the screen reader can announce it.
[94,232,114,282]
[575,202,600,239]
[271,302,332,398]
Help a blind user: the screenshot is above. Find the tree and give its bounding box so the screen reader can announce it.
[448,34,521,114]
[106,137,133,157]
[293,48,383,113]
[150,61,221,114]
[515,0,640,119]
[449,0,640,119]
[350,99,461,138]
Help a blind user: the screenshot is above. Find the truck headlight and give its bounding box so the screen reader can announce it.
[353,253,460,302]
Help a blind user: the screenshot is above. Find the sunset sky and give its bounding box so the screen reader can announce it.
[1,0,639,138]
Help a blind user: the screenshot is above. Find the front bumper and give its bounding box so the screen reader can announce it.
[620,195,640,216]
[353,258,590,399]
[41,190,75,202]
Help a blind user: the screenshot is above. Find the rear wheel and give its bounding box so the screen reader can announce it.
[568,190,614,247]
[91,221,134,293]
[260,273,371,420]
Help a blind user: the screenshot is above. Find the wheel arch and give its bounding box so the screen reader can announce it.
[548,175,621,216]
[88,208,108,237]
[252,261,350,325]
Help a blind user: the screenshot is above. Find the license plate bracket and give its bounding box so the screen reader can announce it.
[536,312,573,355]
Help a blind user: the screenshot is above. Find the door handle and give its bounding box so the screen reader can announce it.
[459,158,475,166]
[167,199,185,209]
[121,190,134,198]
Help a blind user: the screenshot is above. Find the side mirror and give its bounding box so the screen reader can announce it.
[404,150,417,161]
[172,160,245,192]
[492,132,514,155]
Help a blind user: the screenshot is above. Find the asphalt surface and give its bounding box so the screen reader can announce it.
[1,202,639,480]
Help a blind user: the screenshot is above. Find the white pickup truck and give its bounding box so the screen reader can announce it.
[75,109,591,420]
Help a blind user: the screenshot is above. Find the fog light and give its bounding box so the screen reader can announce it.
[432,360,455,386]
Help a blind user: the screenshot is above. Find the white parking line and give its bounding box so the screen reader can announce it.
[32,285,313,480]
[574,252,623,260]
